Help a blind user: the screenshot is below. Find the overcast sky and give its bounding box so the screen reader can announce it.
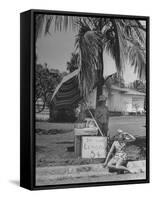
[36,18,145,83]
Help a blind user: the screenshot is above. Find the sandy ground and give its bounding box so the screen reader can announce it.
[36,172,146,186]
[36,116,146,167]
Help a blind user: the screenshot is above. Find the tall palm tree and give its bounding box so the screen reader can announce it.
[36,14,146,105]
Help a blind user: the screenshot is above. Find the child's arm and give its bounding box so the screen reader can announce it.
[123,132,136,142]
[103,142,115,167]
[130,134,136,141]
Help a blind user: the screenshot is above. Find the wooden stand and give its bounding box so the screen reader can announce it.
[74,128,98,157]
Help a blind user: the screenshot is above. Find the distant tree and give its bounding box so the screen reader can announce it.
[61,71,68,78]
[131,80,146,112]
[105,72,125,88]
[35,64,61,115]
[66,53,79,72]
[132,80,146,93]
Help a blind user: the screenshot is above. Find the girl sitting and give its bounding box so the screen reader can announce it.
[103,129,136,173]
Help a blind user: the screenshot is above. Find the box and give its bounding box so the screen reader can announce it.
[82,136,107,158]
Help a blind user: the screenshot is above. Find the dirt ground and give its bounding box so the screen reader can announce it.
[36,171,146,186]
[36,116,146,167]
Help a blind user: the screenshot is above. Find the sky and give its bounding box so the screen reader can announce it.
[36,19,144,84]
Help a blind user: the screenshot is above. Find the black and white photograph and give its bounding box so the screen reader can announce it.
[34,11,149,187]
[1,0,153,197]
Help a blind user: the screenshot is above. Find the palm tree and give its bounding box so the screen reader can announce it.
[36,15,146,106]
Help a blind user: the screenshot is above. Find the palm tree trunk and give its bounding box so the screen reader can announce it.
[96,47,104,107]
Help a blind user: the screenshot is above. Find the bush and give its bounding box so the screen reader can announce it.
[53,108,77,122]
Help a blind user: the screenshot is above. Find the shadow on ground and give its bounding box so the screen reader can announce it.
[9,180,20,186]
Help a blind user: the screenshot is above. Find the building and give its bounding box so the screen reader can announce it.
[87,85,145,114]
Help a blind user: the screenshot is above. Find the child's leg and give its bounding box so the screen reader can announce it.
[107,158,117,170]
[115,159,131,173]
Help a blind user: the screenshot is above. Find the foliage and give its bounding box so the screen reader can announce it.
[66,53,79,72]
[105,72,125,88]
[130,80,146,111]
[74,19,146,99]
[35,64,61,112]
[52,108,77,122]
[131,80,146,93]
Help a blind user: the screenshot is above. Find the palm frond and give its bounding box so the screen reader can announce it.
[118,19,146,47]
[128,45,146,80]
[44,15,54,35]
[36,14,78,40]
[103,19,127,74]
[35,14,45,40]
[117,19,146,80]
[54,15,78,32]
[104,19,146,80]
[128,20,145,44]
[75,23,103,99]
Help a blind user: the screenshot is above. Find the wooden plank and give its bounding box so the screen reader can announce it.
[74,128,98,136]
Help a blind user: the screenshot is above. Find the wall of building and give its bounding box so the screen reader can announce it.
[121,94,133,112]
[86,87,145,113]
[107,90,131,112]
[132,95,145,112]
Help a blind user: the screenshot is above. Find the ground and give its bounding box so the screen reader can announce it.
[35,116,146,186]
[36,170,146,186]
[36,116,146,167]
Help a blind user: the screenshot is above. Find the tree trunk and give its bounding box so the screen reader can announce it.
[96,47,104,107]
[96,81,104,106]
[49,105,55,122]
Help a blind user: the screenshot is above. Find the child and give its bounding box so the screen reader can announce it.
[103,129,136,173]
